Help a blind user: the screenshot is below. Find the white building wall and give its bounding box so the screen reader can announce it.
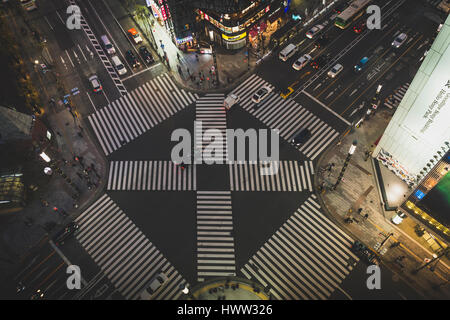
[374,15,450,185]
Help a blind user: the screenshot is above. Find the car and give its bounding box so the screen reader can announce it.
[139,46,154,65]
[306,24,325,39]
[353,21,366,34]
[128,28,143,44]
[314,35,330,49]
[391,211,407,225]
[88,75,102,93]
[292,54,312,70]
[291,128,312,146]
[140,272,169,300]
[327,63,344,78]
[392,32,407,48]
[310,54,330,69]
[53,222,79,246]
[252,86,272,103]
[224,93,240,110]
[125,50,140,68]
[354,56,369,72]
[333,3,346,14]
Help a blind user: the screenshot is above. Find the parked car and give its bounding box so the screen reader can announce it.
[333,3,346,14]
[292,54,312,70]
[53,222,79,246]
[353,21,366,34]
[327,63,344,78]
[88,75,102,93]
[392,32,408,48]
[128,28,143,44]
[252,86,272,103]
[140,272,169,300]
[310,54,330,69]
[125,50,140,68]
[139,46,154,64]
[306,24,325,39]
[314,35,330,49]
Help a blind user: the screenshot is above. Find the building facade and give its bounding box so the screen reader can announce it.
[374,16,450,238]
[373,15,450,187]
[146,0,286,50]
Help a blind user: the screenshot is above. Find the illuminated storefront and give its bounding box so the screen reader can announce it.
[195,1,283,50]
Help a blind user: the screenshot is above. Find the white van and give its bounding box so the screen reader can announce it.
[111,55,127,76]
[101,35,116,55]
[279,44,297,62]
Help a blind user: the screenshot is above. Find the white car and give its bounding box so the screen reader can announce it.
[292,54,312,70]
[140,273,168,300]
[306,24,325,39]
[391,212,407,225]
[327,63,344,78]
[88,75,102,92]
[224,93,240,110]
[252,86,272,103]
[392,33,407,48]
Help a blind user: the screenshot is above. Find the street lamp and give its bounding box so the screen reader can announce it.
[332,140,357,190]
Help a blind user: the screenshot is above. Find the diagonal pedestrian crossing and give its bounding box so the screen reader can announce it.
[107,161,196,191]
[89,73,199,156]
[196,191,236,282]
[383,83,409,109]
[240,195,359,300]
[195,94,228,163]
[231,74,340,160]
[75,194,188,300]
[229,161,314,192]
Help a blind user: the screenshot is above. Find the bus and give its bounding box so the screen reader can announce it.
[19,0,38,11]
[334,0,372,29]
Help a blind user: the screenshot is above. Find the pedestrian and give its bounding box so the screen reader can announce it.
[363,213,369,219]
[187,67,190,75]
[56,131,62,137]
[358,208,363,214]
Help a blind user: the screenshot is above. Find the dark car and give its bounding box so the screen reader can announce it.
[333,3,346,14]
[139,46,154,65]
[310,54,330,69]
[53,222,79,245]
[125,50,140,68]
[291,128,312,146]
[314,35,330,49]
[353,21,366,34]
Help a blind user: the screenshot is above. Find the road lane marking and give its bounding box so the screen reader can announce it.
[302,91,350,126]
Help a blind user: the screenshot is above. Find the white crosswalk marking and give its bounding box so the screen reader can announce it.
[229,161,314,192]
[195,94,228,163]
[89,73,199,156]
[383,83,409,109]
[107,161,196,191]
[231,74,339,160]
[240,196,359,300]
[196,191,236,282]
[75,194,188,300]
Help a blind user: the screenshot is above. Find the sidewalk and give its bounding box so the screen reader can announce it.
[0,4,107,277]
[315,107,450,299]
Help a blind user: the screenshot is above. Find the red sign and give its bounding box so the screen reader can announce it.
[161,5,167,21]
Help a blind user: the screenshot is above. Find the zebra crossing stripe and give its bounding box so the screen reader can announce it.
[231,74,340,161]
[89,74,196,156]
[196,94,228,162]
[197,191,236,281]
[229,161,313,192]
[240,197,358,300]
[74,194,188,299]
[107,161,196,191]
